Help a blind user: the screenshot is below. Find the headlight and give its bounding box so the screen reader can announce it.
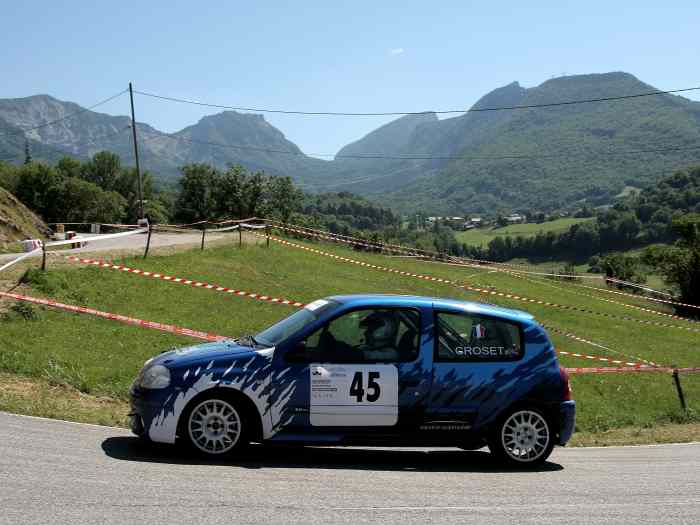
[138,364,171,389]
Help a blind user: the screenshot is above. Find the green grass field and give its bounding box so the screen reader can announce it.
[456,217,594,247]
[0,233,698,437]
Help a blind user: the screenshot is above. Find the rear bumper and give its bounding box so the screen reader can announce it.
[558,400,576,445]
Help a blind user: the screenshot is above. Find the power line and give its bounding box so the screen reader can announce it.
[146,130,700,162]
[134,85,700,117]
[0,89,129,138]
[1,125,132,162]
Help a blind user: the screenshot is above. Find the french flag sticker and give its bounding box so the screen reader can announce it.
[472,323,486,339]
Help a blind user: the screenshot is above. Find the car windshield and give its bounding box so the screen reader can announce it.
[255,299,340,347]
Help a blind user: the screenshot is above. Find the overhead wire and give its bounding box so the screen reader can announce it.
[134,85,700,116]
[0,89,129,138]
[1,125,133,162]
[142,131,700,163]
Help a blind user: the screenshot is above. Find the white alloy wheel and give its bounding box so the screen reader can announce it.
[187,399,242,455]
[500,410,550,463]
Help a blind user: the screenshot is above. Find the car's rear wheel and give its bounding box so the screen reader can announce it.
[184,397,248,456]
[488,408,554,466]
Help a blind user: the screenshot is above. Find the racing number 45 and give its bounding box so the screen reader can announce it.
[349,371,381,402]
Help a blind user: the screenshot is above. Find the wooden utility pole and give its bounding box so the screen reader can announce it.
[129,82,145,220]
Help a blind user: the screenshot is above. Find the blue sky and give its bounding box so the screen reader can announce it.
[2,1,699,156]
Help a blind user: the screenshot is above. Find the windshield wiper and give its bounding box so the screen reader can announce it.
[238,334,268,348]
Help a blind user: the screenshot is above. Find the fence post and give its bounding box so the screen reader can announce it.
[143,224,153,259]
[200,227,206,251]
[238,227,242,248]
[41,241,47,271]
[266,224,270,248]
[672,367,687,412]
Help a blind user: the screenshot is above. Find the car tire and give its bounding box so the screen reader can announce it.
[181,394,249,457]
[487,408,554,466]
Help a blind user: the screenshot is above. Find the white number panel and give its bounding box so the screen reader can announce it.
[309,364,398,426]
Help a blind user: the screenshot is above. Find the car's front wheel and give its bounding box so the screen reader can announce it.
[183,396,248,456]
[488,408,554,466]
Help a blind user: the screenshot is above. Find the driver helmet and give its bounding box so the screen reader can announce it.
[360,311,398,348]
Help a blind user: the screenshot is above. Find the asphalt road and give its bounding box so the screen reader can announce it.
[0,232,238,265]
[1,412,698,525]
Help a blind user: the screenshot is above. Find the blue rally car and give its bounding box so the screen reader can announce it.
[129,295,576,465]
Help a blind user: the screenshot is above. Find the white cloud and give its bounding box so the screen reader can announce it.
[389,48,404,55]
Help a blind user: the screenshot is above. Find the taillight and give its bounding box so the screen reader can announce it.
[560,366,573,401]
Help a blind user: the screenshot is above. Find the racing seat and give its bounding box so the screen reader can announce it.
[397,329,418,361]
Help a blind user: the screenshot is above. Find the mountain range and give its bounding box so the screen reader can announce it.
[2,72,700,214]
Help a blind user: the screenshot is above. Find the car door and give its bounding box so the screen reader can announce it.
[428,309,525,428]
[270,305,432,437]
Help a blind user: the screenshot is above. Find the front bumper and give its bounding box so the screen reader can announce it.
[128,385,171,439]
[558,400,576,445]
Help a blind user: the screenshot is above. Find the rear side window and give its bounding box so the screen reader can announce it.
[435,311,523,362]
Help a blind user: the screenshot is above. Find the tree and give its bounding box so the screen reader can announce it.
[80,151,122,192]
[14,163,66,222]
[215,165,246,218]
[0,161,19,192]
[240,171,266,217]
[23,141,32,165]
[174,164,219,222]
[60,178,127,223]
[649,214,700,314]
[55,157,82,179]
[114,168,155,222]
[267,176,303,223]
[598,252,646,289]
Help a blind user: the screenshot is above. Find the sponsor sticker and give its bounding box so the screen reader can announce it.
[309,364,398,426]
[305,299,329,311]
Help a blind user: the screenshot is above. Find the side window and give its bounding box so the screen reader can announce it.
[287,308,420,364]
[435,311,523,362]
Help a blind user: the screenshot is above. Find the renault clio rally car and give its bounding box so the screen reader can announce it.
[129,295,576,465]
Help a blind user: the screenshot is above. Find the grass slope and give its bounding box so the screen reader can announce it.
[455,217,594,247]
[0,234,698,436]
[0,187,48,248]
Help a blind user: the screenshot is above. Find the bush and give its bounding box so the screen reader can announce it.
[2,302,42,321]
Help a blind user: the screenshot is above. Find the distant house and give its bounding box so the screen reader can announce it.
[505,214,525,224]
[469,217,483,227]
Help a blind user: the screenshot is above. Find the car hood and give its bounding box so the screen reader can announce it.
[150,340,259,368]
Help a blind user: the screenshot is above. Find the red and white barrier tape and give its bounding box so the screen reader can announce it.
[210,224,240,232]
[261,233,700,333]
[0,247,42,273]
[507,269,698,325]
[213,216,264,226]
[0,291,226,341]
[557,350,648,367]
[270,221,595,273]
[606,277,676,298]
[45,227,148,249]
[273,220,700,311]
[65,256,306,308]
[566,366,700,374]
[544,324,660,367]
[67,256,650,367]
[576,281,700,311]
[269,221,475,261]
[3,288,688,373]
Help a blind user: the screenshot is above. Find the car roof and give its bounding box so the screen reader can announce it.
[327,294,536,324]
